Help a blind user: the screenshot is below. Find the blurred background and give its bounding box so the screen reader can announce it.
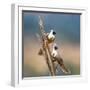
[22,11,80,77]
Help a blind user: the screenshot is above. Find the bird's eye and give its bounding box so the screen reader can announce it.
[54,46,58,50]
[53,31,56,35]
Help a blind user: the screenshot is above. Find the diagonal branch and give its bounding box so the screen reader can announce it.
[38,16,56,76]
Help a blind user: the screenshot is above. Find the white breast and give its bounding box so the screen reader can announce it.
[51,49,58,57]
[48,33,55,40]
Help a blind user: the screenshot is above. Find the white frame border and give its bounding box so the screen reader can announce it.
[11,4,87,87]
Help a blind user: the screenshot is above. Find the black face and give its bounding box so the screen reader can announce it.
[54,46,58,50]
[53,31,56,35]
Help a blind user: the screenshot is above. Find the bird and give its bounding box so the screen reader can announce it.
[51,43,71,74]
[37,30,56,56]
[46,29,56,44]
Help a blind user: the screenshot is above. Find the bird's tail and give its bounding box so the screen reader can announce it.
[60,64,71,74]
[58,58,71,74]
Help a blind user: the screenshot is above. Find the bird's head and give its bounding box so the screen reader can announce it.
[54,46,58,50]
[50,29,56,35]
[53,43,58,50]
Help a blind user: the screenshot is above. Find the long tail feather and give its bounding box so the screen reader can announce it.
[55,57,71,74]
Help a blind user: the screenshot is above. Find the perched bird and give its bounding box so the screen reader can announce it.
[37,30,56,56]
[51,43,71,74]
[46,29,56,44]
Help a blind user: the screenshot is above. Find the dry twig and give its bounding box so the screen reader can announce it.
[38,16,56,76]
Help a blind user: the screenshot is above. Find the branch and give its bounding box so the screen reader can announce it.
[38,16,56,76]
